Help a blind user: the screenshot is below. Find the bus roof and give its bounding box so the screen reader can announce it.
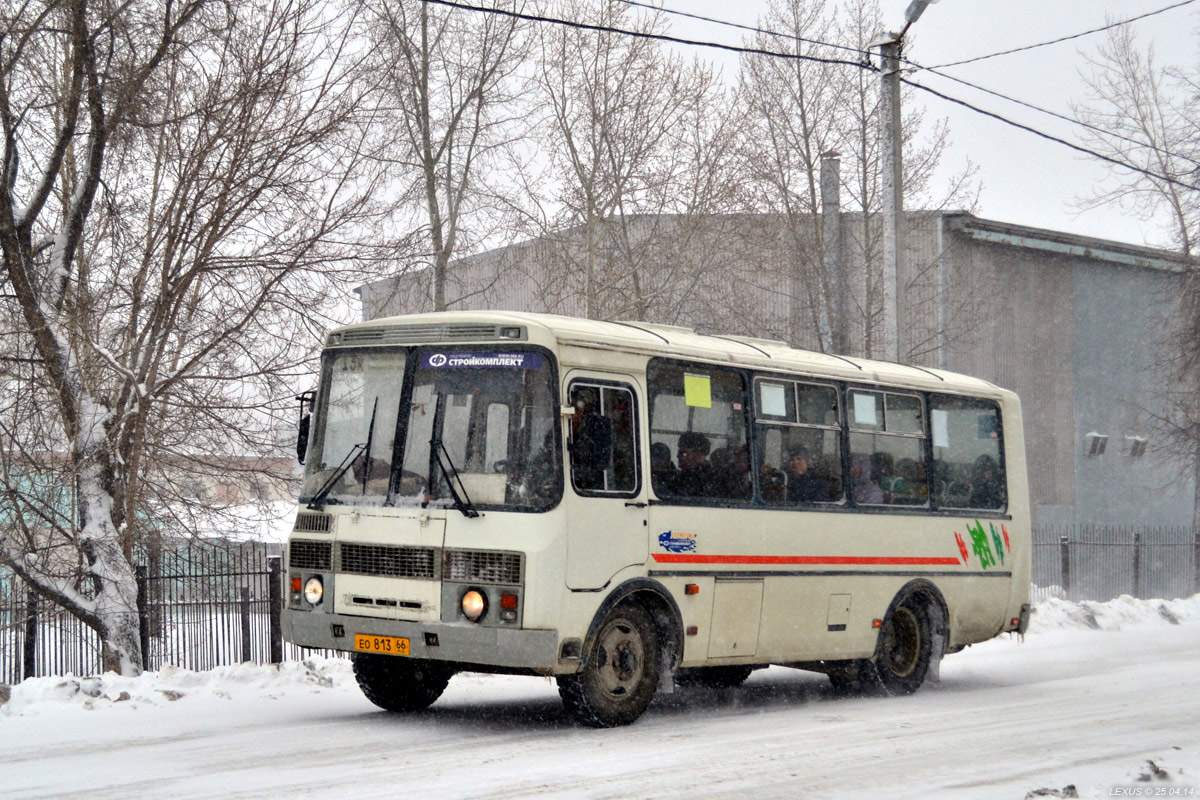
[334,310,1005,396]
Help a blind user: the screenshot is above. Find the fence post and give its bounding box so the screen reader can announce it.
[1059,535,1071,599]
[240,586,252,663]
[136,565,149,670]
[1132,531,1142,599]
[1194,531,1200,595]
[22,588,37,681]
[268,556,283,664]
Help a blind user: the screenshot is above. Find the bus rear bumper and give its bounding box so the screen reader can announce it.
[283,609,563,673]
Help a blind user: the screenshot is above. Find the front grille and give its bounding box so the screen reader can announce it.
[339,543,437,579]
[337,323,507,346]
[445,550,523,585]
[289,540,332,571]
[293,512,332,533]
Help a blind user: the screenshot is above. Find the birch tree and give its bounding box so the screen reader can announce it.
[0,0,382,674]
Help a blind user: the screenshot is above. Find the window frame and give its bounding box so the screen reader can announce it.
[567,378,642,500]
[927,392,1009,514]
[646,358,753,506]
[752,376,846,506]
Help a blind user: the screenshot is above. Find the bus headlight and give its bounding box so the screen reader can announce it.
[303,576,324,606]
[461,589,487,622]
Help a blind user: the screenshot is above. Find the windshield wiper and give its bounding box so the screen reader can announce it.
[308,398,379,511]
[360,398,380,496]
[306,442,366,510]
[431,437,480,518]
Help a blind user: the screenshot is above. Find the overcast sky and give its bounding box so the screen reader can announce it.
[670,0,1197,250]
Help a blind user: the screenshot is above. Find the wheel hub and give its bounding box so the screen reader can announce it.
[595,620,644,696]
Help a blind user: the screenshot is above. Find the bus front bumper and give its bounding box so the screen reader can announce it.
[283,608,565,673]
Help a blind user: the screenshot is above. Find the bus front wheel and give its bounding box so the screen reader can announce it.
[352,653,453,712]
[558,602,660,727]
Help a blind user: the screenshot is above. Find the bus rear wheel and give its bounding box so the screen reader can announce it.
[352,653,453,712]
[558,603,660,727]
[869,596,933,695]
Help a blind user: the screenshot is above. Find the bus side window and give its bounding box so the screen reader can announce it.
[847,390,927,507]
[568,382,638,496]
[930,396,1006,511]
[647,361,750,502]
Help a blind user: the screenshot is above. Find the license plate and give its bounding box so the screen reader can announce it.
[354,634,410,656]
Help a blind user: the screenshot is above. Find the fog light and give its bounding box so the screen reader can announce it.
[303,576,324,606]
[461,589,487,622]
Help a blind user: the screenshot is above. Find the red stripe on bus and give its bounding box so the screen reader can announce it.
[651,554,963,566]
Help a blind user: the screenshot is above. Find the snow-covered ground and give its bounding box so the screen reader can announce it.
[3,594,1198,799]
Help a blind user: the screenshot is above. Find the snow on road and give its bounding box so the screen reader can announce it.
[2,595,1198,800]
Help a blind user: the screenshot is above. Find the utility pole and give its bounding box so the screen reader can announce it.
[877,36,903,363]
[873,0,938,364]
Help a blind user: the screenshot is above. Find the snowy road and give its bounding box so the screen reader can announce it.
[2,596,1198,799]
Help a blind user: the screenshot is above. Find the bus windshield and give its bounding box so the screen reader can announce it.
[399,349,560,510]
[300,346,561,510]
[300,349,408,506]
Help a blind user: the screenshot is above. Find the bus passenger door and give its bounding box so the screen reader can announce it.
[562,375,648,590]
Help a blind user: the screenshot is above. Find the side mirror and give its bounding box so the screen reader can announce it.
[296,390,315,465]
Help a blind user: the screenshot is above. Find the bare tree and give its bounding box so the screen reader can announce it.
[736,0,844,351]
[1074,23,1200,520]
[362,0,529,312]
[526,0,729,321]
[0,0,384,674]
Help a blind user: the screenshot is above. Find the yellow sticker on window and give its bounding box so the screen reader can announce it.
[684,373,712,408]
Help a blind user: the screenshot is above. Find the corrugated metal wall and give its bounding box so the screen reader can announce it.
[360,211,1195,527]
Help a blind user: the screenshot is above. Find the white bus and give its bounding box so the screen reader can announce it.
[283,311,1030,726]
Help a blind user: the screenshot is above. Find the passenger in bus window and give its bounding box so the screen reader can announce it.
[650,441,677,488]
[672,431,714,497]
[969,454,1005,509]
[786,446,832,502]
[716,444,753,500]
[851,453,884,504]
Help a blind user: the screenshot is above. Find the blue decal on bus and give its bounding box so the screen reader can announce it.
[421,352,543,369]
[658,531,697,553]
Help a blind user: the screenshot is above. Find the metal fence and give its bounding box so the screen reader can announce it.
[1032,525,1200,603]
[3,526,1199,682]
[0,540,337,684]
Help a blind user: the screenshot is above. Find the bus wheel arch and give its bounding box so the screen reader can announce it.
[558,580,682,727]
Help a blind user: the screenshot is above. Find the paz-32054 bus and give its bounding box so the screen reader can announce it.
[283,311,1030,726]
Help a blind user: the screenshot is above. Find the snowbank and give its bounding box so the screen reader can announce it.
[1029,591,1200,632]
[0,657,354,715]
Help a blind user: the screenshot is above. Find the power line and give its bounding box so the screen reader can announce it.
[611,0,871,60]
[424,0,1200,196]
[904,61,1200,173]
[421,0,870,69]
[922,0,1199,71]
[901,76,1200,194]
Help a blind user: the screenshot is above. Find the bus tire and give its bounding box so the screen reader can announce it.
[557,602,660,727]
[675,665,755,689]
[868,594,933,695]
[352,653,453,712]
